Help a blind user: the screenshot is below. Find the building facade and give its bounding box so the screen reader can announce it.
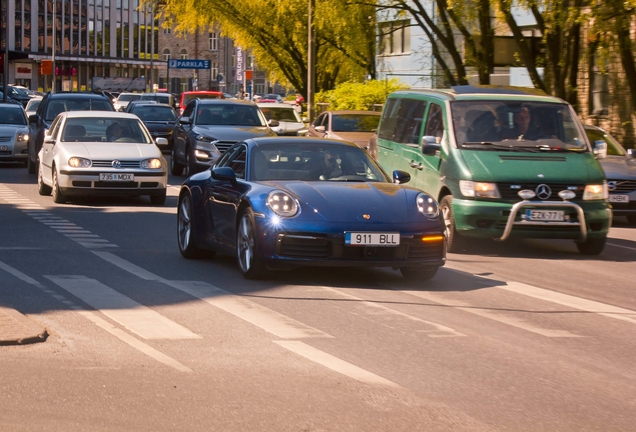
[1,0,158,92]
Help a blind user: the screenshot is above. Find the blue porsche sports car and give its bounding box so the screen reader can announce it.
[177,137,446,280]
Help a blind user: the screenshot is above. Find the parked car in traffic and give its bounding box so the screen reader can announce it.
[585,125,636,225]
[176,137,446,280]
[27,91,115,174]
[0,91,25,106]
[127,102,177,153]
[113,92,142,111]
[140,92,177,110]
[178,91,224,115]
[371,86,611,254]
[171,99,278,176]
[0,85,32,107]
[307,110,381,150]
[0,103,30,166]
[25,97,43,116]
[37,111,168,205]
[257,103,307,136]
[258,94,284,103]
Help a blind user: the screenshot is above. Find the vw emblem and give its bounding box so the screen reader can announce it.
[112,160,122,168]
[535,184,552,200]
[607,181,617,192]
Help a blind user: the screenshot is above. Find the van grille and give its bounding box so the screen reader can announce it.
[497,183,584,201]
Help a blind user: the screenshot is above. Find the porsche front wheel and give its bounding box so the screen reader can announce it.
[236,208,266,279]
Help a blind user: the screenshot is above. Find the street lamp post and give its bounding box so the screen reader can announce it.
[307,0,316,122]
[52,0,56,93]
[2,0,9,102]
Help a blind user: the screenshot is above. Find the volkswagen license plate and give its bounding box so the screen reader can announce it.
[0,145,7,151]
[99,173,134,181]
[609,194,629,203]
[526,210,564,221]
[345,232,400,246]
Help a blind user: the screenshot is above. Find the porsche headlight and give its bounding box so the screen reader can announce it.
[267,191,299,217]
[583,183,608,200]
[17,133,29,142]
[68,157,91,168]
[459,180,501,198]
[141,158,163,169]
[417,193,439,219]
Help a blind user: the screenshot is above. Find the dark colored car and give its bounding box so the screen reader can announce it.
[171,99,278,176]
[585,125,636,225]
[0,85,32,107]
[0,91,24,106]
[27,91,115,174]
[128,103,177,153]
[176,137,446,279]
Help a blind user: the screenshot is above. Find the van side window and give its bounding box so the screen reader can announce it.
[378,98,427,145]
[424,104,444,143]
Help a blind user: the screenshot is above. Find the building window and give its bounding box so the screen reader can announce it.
[180,49,188,60]
[163,49,171,61]
[209,32,218,51]
[211,62,218,80]
[592,69,609,116]
[163,27,171,34]
[378,20,411,56]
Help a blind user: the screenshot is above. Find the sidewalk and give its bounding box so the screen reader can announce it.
[0,305,48,345]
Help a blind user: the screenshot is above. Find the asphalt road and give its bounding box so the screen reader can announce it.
[1,162,635,431]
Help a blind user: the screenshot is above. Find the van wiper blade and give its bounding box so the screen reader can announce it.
[460,142,541,152]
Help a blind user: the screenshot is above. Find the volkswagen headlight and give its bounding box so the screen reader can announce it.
[583,183,608,200]
[141,158,163,169]
[459,180,501,198]
[267,191,299,217]
[68,157,91,168]
[416,193,439,219]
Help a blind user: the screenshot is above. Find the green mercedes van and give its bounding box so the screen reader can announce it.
[371,86,611,254]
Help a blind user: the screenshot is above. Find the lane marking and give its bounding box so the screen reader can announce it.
[607,242,636,252]
[46,275,201,340]
[274,341,400,387]
[319,286,464,338]
[78,311,192,372]
[0,260,190,372]
[166,280,333,340]
[402,290,580,337]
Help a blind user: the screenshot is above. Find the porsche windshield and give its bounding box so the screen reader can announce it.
[451,101,589,152]
[250,143,387,182]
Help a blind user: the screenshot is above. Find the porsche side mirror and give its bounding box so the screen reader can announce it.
[211,167,237,186]
[393,170,411,184]
[593,140,607,159]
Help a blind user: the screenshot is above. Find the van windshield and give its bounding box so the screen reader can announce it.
[451,101,589,152]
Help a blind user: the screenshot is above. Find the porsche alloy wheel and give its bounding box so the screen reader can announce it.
[237,209,265,279]
[177,193,211,259]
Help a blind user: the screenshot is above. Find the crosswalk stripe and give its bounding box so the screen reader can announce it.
[46,275,201,340]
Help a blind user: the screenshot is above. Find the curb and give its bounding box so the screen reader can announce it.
[0,306,48,346]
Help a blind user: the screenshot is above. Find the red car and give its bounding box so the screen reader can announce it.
[179,91,224,115]
[295,95,305,105]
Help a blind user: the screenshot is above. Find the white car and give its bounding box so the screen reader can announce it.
[0,103,30,166]
[25,96,43,116]
[257,103,307,136]
[113,92,142,111]
[37,111,168,205]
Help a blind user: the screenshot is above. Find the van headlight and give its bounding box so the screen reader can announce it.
[583,183,608,200]
[267,191,299,217]
[416,193,439,219]
[141,158,163,169]
[459,181,500,198]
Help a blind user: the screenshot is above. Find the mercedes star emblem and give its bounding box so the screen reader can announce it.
[535,184,552,200]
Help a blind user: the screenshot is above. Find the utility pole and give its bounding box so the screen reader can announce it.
[2,0,8,102]
[307,0,316,122]
[149,6,154,92]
